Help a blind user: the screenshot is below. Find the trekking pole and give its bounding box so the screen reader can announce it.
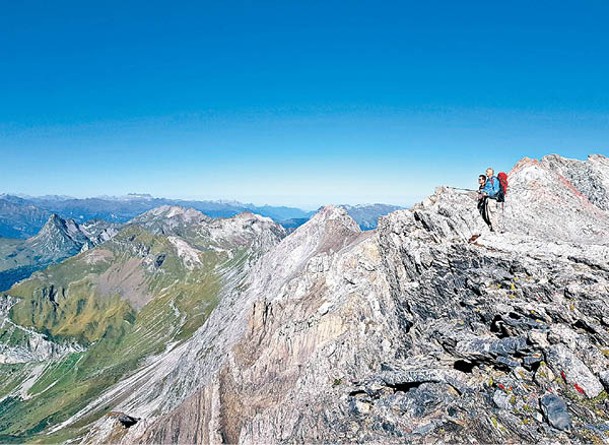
[446,186,477,192]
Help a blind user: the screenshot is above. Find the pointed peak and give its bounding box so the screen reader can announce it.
[43,213,67,230]
[299,205,360,235]
[312,205,351,221]
[26,213,92,259]
[37,213,84,236]
[510,157,541,174]
[41,213,81,232]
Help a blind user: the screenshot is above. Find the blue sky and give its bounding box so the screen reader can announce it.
[1,0,608,209]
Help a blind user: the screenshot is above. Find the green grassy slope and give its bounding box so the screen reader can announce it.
[0,220,256,443]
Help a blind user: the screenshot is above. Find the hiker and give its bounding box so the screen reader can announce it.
[477,174,492,227]
[477,174,487,194]
[481,167,501,232]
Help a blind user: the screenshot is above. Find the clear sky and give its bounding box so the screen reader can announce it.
[1,0,608,209]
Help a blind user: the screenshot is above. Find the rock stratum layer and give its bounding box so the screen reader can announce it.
[1,154,609,443]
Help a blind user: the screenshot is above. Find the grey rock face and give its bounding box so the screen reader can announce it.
[26,214,94,258]
[541,153,609,211]
[600,371,609,391]
[545,344,604,398]
[503,157,609,243]
[493,389,513,410]
[539,393,572,431]
[80,219,121,244]
[38,155,609,443]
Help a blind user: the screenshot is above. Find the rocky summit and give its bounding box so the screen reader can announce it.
[1,154,609,444]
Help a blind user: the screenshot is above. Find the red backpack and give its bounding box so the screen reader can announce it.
[497,172,508,202]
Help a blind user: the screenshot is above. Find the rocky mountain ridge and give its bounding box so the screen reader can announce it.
[79,153,609,444]
[1,154,608,443]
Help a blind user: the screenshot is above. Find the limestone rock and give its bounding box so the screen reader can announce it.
[545,344,604,398]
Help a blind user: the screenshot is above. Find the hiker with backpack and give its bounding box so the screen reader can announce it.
[480,167,508,232]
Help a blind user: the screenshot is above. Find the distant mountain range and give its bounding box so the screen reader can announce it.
[0,194,404,238]
[0,198,402,292]
[0,195,50,238]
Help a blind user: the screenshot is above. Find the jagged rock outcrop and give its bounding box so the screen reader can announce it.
[80,219,121,244]
[26,214,95,258]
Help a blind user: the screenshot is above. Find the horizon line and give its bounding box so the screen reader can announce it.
[0,192,410,212]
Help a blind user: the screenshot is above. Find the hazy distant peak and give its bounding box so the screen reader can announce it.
[93,193,157,201]
[136,205,209,222]
[339,203,401,210]
[230,211,275,224]
[215,199,245,206]
[126,193,155,199]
